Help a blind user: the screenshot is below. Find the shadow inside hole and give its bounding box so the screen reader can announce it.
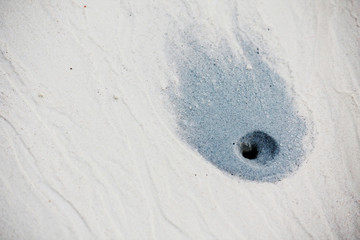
[240,143,258,159]
[236,131,279,165]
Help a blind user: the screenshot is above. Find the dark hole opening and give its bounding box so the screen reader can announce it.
[241,143,258,160]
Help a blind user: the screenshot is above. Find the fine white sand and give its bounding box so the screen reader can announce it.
[0,0,359,239]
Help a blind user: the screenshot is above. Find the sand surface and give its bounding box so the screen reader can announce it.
[0,0,359,239]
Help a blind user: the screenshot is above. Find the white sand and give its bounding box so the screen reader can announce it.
[0,0,359,239]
